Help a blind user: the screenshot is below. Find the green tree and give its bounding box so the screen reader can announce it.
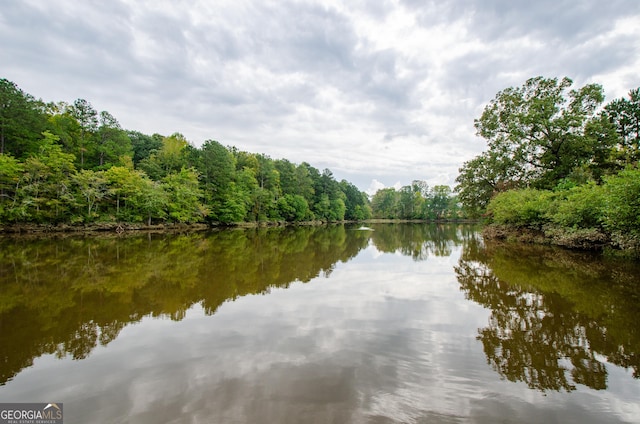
[162,168,206,223]
[397,185,417,219]
[13,131,76,222]
[128,131,163,164]
[604,87,640,165]
[274,159,298,195]
[276,194,311,221]
[95,111,132,168]
[69,98,98,167]
[138,132,189,179]
[475,77,604,187]
[371,188,399,218]
[0,153,24,220]
[430,185,453,219]
[72,169,109,222]
[339,180,371,220]
[197,139,235,205]
[103,166,150,221]
[138,178,167,225]
[0,78,46,157]
[47,104,82,157]
[217,167,258,223]
[457,76,606,215]
[455,150,523,218]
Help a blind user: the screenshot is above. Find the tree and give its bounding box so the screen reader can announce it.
[604,87,640,165]
[47,104,82,157]
[457,77,606,215]
[104,166,149,221]
[162,168,206,223]
[128,131,163,164]
[72,169,109,221]
[198,140,235,201]
[138,132,189,179]
[14,131,77,222]
[95,111,132,168]
[277,194,311,221]
[69,99,98,166]
[397,185,417,219]
[456,150,524,218]
[138,178,167,225]
[430,185,452,219]
[474,76,604,188]
[371,188,398,218]
[0,153,24,220]
[0,78,46,157]
[339,180,371,220]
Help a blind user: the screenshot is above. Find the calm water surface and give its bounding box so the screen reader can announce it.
[0,224,639,423]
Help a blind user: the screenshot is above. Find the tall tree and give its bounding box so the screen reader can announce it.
[339,180,371,220]
[604,87,640,165]
[0,78,46,157]
[457,77,606,215]
[137,132,189,179]
[0,153,24,220]
[162,168,206,223]
[197,139,236,217]
[128,131,163,164]
[96,111,132,167]
[474,76,604,188]
[69,99,98,166]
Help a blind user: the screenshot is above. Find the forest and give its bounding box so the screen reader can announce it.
[456,77,640,254]
[0,78,381,226]
[0,78,466,227]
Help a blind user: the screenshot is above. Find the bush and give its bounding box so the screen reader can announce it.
[601,167,640,234]
[487,188,554,226]
[548,182,605,229]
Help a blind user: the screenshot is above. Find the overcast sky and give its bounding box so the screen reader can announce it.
[2,1,639,194]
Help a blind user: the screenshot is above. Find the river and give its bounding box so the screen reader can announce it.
[0,224,638,423]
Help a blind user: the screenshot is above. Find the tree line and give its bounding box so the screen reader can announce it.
[455,76,640,252]
[370,182,462,220]
[0,78,373,225]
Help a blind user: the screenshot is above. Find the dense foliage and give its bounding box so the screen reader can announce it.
[455,76,640,252]
[0,78,372,225]
[486,169,640,249]
[456,77,639,218]
[370,181,462,220]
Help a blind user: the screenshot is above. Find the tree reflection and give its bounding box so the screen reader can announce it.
[456,236,640,392]
[0,225,370,385]
[369,223,471,260]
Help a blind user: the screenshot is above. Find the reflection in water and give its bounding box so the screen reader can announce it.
[455,234,640,392]
[0,223,472,387]
[1,224,639,423]
[369,223,473,259]
[0,226,370,385]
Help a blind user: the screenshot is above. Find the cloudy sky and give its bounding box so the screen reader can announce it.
[2,1,639,193]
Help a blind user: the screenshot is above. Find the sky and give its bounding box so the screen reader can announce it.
[2,1,639,194]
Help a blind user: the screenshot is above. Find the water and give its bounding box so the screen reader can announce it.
[0,224,638,423]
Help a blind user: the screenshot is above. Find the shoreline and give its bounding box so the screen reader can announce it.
[482,224,640,258]
[0,219,477,237]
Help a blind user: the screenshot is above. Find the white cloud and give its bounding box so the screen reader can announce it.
[1,0,639,190]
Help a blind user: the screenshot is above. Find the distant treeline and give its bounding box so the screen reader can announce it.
[0,78,377,225]
[370,182,463,220]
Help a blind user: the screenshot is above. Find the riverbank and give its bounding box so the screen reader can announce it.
[482,224,640,258]
[0,219,477,236]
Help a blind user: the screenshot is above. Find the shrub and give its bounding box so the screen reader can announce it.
[548,182,605,229]
[601,167,640,234]
[487,188,554,226]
